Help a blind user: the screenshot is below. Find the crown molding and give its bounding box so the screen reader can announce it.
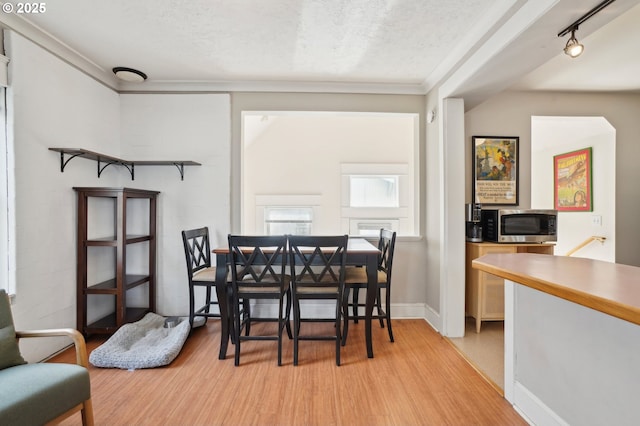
[118,79,427,95]
[0,9,119,90]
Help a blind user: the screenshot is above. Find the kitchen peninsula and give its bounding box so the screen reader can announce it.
[473,253,640,426]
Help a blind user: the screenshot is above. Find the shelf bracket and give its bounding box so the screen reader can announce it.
[120,162,135,180]
[174,162,186,181]
[97,158,120,178]
[59,151,85,173]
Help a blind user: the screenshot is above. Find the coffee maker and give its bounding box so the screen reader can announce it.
[465,203,482,242]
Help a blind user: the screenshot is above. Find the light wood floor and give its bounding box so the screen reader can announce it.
[53,319,525,426]
[448,318,505,392]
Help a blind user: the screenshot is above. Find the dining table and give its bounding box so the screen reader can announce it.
[212,237,381,360]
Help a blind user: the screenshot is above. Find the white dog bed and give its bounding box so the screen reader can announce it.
[89,313,190,369]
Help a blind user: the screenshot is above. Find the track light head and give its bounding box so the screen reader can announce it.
[564,29,584,58]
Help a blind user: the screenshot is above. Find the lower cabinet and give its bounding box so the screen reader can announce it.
[465,242,554,332]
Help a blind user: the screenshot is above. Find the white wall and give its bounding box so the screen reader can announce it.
[438,98,466,337]
[5,32,232,360]
[424,90,442,328]
[508,282,640,425]
[531,116,615,261]
[6,32,120,361]
[119,93,231,316]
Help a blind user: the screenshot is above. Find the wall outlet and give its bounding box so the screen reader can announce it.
[591,215,602,226]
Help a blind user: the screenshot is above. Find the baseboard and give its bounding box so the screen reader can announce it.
[513,382,569,426]
[249,301,429,320]
[423,303,441,331]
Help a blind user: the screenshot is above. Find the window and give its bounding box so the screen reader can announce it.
[349,175,399,208]
[264,207,312,235]
[254,195,321,236]
[341,163,409,235]
[349,219,399,237]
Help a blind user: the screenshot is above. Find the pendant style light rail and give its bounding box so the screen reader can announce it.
[557,0,617,58]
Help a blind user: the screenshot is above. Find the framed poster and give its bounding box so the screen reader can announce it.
[554,147,592,212]
[472,136,519,205]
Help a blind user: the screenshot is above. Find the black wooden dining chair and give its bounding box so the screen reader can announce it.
[288,235,348,366]
[182,227,221,329]
[228,235,292,366]
[342,229,397,345]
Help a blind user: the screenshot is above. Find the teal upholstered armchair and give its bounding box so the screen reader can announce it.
[0,290,94,425]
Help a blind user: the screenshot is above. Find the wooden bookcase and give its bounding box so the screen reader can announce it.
[465,242,555,333]
[74,187,159,336]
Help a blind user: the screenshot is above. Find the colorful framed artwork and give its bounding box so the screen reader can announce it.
[554,147,592,212]
[472,136,519,205]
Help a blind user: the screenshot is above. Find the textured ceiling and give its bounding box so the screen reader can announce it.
[3,0,640,95]
[19,0,493,85]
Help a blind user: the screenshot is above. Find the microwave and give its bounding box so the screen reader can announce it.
[481,209,557,243]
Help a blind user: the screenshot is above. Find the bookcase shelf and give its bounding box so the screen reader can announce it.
[75,187,159,336]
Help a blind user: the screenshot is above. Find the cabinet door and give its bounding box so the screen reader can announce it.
[479,245,516,319]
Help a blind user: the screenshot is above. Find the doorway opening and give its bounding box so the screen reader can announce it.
[531,116,615,261]
[451,115,617,392]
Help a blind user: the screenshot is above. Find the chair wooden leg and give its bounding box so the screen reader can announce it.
[296,298,302,337]
[377,288,385,328]
[386,287,394,342]
[188,285,196,328]
[82,398,94,426]
[293,298,300,366]
[243,299,252,336]
[205,286,211,314]
[335,302,341,366]
[233,295,242,366]
[277,322,283,366]
[341,287,350,346]
[278,298,285,366]
[352,287,360,324]
[285,291,293,339]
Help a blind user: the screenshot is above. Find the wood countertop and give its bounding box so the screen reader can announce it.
[472,253,640,326]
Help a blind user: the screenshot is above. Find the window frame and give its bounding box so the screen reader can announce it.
[254,195,321,236]
[341,162,413,236]
[263,206,314,235]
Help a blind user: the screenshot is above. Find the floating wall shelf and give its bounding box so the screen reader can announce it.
[49,148,201,180]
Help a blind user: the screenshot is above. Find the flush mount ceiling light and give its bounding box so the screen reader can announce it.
[557,0,616,59]
[563,28,584,58]
[112,67,147,83]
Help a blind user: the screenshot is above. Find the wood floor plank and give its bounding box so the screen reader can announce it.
[53,319,526,425]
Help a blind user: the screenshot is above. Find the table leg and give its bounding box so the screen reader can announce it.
[365,253,377,358]
[215,254,230,360]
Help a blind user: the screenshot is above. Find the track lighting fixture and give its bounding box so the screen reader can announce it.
[557,0,616,59]
[563,28,584,58]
